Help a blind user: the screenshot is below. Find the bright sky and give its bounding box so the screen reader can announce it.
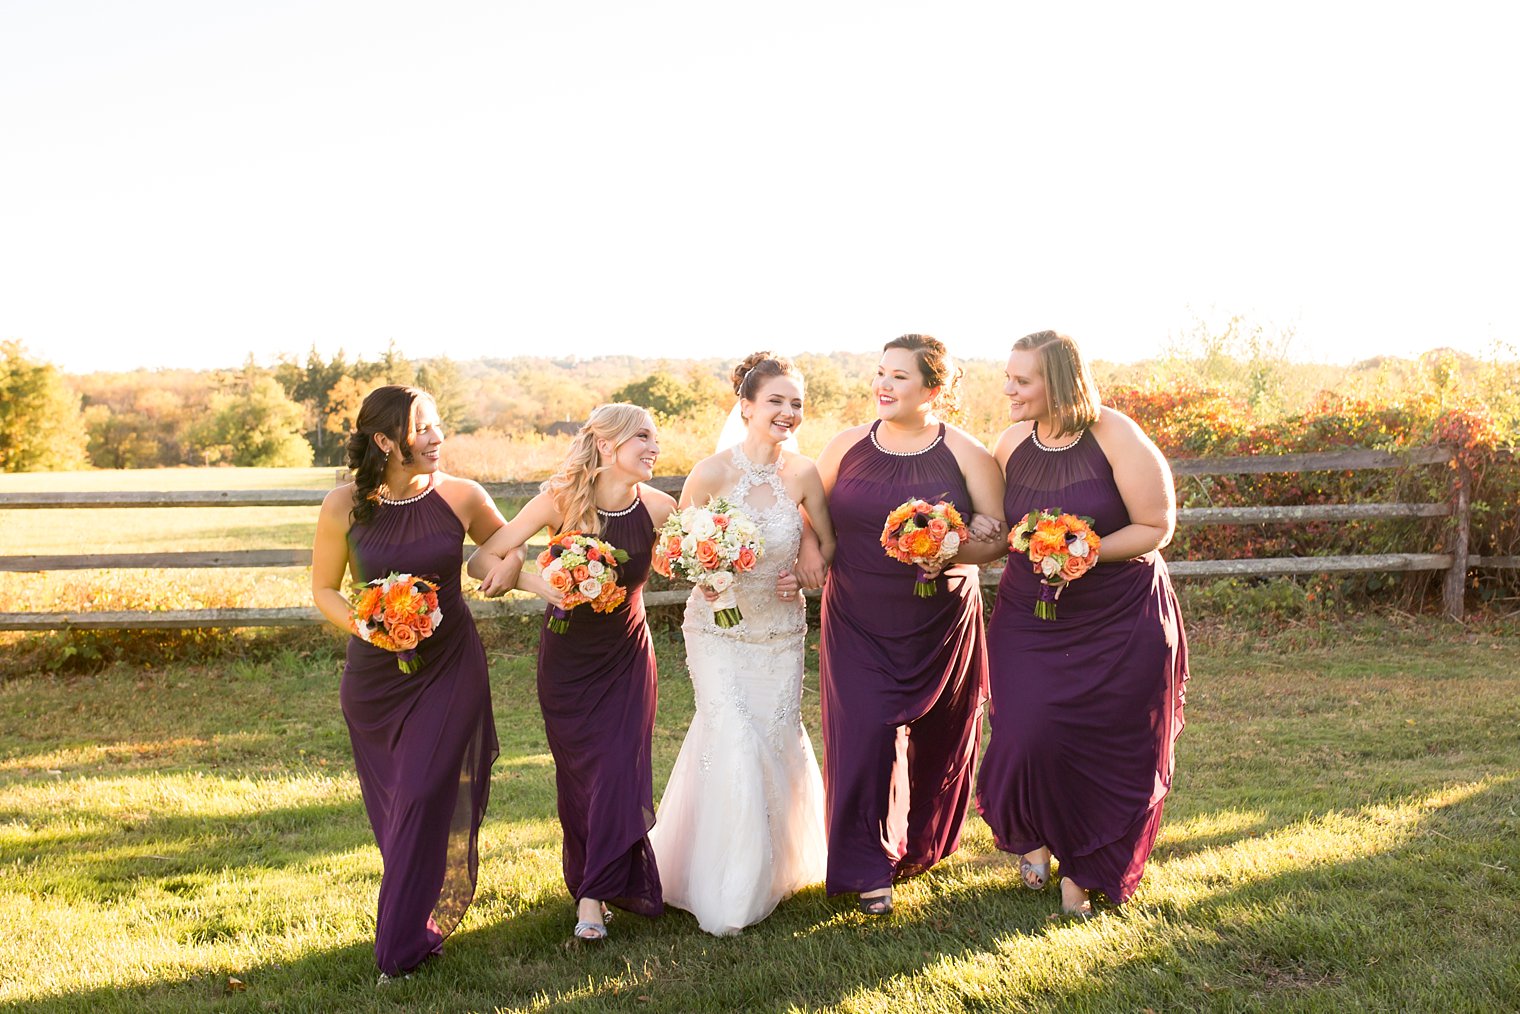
[3,1,1517,374]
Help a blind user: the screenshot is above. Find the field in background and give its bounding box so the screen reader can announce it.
[1,620,1517,1012]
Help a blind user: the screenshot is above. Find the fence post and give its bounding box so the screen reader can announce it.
[1442,453,1471,621]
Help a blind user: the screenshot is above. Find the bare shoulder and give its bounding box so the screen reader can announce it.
[320,482,358,515]
[640,482,678,517]
[822,423,872,455]
[992,421,1034,462]
[1090,406,1155,452]
[942,423,993,456]
[780,449,820,480]
[690,450,734,484]
[436,472,488,505]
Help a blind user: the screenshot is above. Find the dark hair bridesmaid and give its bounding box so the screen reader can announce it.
[803,334,1007,915]
[974,330,1189,918]
[311,384,507,981]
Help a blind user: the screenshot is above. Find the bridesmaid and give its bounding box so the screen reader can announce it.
[975,330,1188,918]
[468,403,676,941]
[311,385,506,982]
[804,334,1006,915]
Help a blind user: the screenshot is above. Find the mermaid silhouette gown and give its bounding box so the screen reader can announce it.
[976,426,1188,902]
[535,497,663,915]
[340,484,498,977]
[819,421,988,895]
[649,447,828,934]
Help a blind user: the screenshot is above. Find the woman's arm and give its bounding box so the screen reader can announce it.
[311,487,358,633]
[467,491,561,597]
[1090,408,1175,562]
[945,429,1008,567]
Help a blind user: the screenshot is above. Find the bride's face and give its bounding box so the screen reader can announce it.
[744,375,804,445]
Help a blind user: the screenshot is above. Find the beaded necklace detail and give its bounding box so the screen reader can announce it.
[870,423,943,457]
[378,477,437,505]
[1031,424,1085,453]
[596,496,641,518]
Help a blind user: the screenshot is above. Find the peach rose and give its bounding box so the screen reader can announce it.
[391,624,420,650]
[573,565,590,582]
[546,568,574,592]
[928,517,948,537]
[1060,554,1090,581]
[736,545,757,571]
[696,539,722,569]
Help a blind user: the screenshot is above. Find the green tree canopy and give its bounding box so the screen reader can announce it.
[0,341,88,472]
[189,374,314,467]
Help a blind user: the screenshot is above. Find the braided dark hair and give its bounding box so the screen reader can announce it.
[731,351,803,401]
[345,385,428,527]
[882,333,963,417]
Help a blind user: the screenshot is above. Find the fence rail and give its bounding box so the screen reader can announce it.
[2,446,1512,632]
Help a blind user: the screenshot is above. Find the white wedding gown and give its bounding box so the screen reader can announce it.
[648,447,828,935]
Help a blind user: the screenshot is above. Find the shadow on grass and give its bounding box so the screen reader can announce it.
[9,776,1517,1013]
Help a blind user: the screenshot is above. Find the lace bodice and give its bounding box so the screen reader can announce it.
[684,446,805,642]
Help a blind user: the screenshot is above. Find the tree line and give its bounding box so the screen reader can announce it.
[2,332,1515,475]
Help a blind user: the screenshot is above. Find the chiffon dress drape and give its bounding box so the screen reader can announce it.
[340,485,498,977]
[819,421,988,895]
[649,447,828,934]
[535,498,663,915]
[976,427,1188,902]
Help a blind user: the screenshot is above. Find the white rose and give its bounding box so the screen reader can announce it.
[941,531,961,555]
[681,533,699,556]
[692,515,717,539]
[1041,555,1062,578]
[428,608,443,626]
[586,559,605,577]
[1068,538,1090,559]
[706,570,735,593]
[578,578,602,598]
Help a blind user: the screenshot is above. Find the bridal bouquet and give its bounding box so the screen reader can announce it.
[652,496,763,628]
[537,531,630,634]
[881,498,969,597]
[1008,509,1101,620]
[350,572,442,673]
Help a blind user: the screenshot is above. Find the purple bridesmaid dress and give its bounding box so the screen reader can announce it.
[820,421,988,895]
[340,486,498,977]
[535,498,663,916]
[976,427,1188,902]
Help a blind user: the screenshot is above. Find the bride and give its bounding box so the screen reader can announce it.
[648,352,836,935]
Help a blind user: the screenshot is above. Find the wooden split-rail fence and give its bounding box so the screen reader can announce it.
[1,446,1514,632]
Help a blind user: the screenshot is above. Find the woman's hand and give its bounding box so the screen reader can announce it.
[478,552,522,598]
[776,568,801,603]
[519,570,566,608]
[698,583,722,604]
[793,538,827,589]
[968,512,1004,543]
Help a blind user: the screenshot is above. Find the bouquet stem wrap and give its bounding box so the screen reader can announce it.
[547,605,572,635]
[914,570,940,598]
[709,585,742,628]
[1035,579,1064,621]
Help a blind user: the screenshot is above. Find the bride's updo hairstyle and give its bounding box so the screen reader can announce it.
[1012,330,1101,438]
[732,351,803,403]
[541,402,657,535]
[883,333,963,417]
[346,385,431,527]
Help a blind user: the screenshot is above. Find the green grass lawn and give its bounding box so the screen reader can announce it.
[1,617,1517,1013]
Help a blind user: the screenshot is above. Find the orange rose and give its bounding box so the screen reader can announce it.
[1060,554,1090,581]
[696,540,722,569]
[713,514,729,529]
[413,613,434,637]
[736,545,757,570]
[928,517,948,537]
[391,624,420,650]
[573,565,590,582]
[651,553,671,577]
[546,568,574,592]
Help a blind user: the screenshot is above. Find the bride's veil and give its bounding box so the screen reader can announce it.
[716,401,799,453]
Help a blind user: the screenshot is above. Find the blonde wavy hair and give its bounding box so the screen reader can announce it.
[541,403,656,534]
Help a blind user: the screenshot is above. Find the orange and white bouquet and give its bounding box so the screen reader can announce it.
[350,572,442,673]
[1008,509,1101,620]
[537,531,630,634]
[652,496,763,628]
[881,498,970,597]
